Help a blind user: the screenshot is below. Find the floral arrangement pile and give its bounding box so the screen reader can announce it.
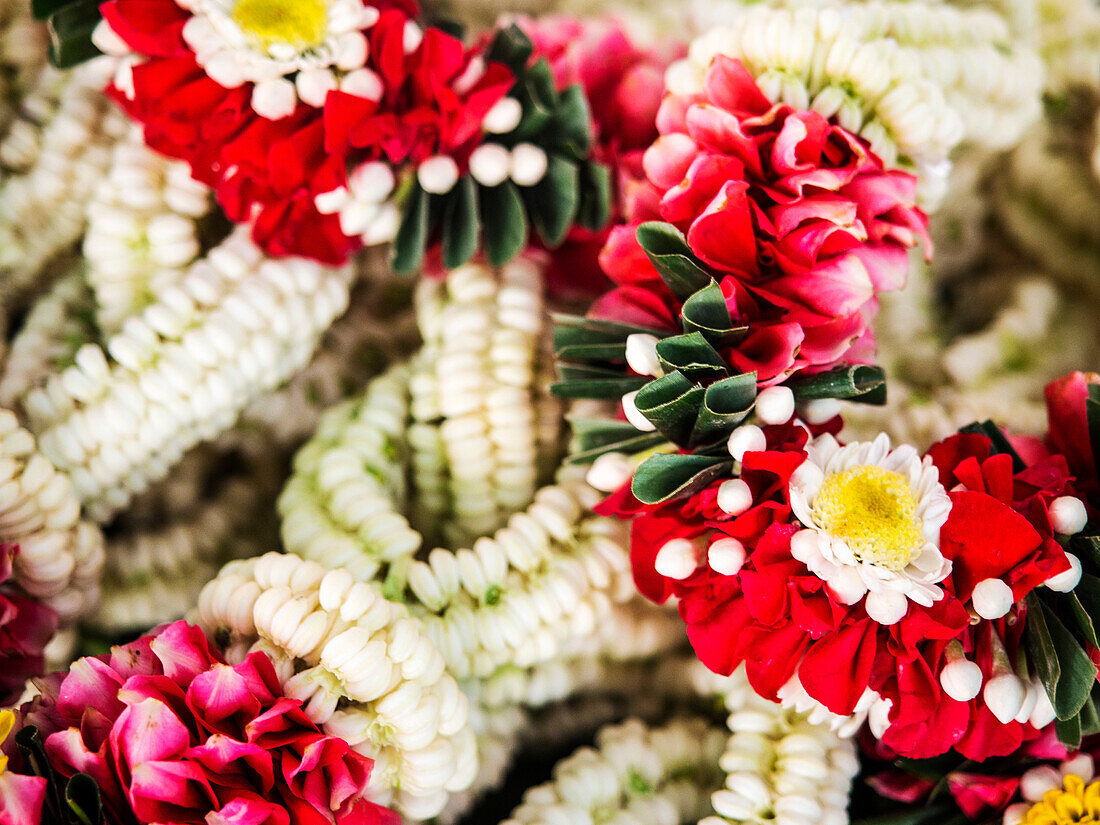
[0,0,1097,823]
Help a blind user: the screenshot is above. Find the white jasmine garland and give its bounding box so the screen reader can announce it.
[0,64,126,306]
[0,407,105,624]
[15,227,353,521]
[501,717,727,825]
[83,128,211,335]
[195,552,477,820]
[788,433,953,625]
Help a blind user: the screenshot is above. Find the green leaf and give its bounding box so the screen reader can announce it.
[44,0,102,67]
[553,324,627,361]
[1073,536,1100,570]
[1058,591,1100,647]
[441,177,480,269]
[392,184,430,274]
[480,182,528,266]
[33,0,82,18]
[690,373,758,446]
[577,162,612,232]
[655,333,728,383]
[680,281,741,344]
[553,313,667,340]
[635,222,712,301]
[485,23,534,70]
[633,371,705,445]
[1056,714,1083,748]
[552,364,649,399]
[790,365,887,405]
[65,774,103,825]
[551,85,593,158]
[567,418,668,464]
[632,453,732,504]
[526,155,580,246]
[1081,696,1100,737]
[1026,592,1061,710]
[1040,597,1097,720]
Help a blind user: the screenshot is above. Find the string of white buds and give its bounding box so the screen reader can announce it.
[0,63,126,307]
[411,258,561,547]
[667,2,965,203]
[0,406,104,624]
[195,551,478,821]
[997,126,1100,300]
[238,250,419,448]
[501,717,727,825]
[0,271,95,412]
[691,665,860,825]
[83,127,211,335]
[90,443,280,634]
[12,226,352,521]
[1032,0,1100,93]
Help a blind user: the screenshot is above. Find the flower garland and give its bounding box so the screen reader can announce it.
[195,551,477,820]
[7,618,402,824]
[9,227,353,521]
[83,127,212,334]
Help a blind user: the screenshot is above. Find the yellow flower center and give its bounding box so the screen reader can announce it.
[231,0,328,51]
[811,465,923,570]
[0,709,13,775]
[1025,775,1100,825]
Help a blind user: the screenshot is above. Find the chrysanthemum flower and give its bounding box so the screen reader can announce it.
[597,55,928,385]
[615,417,1079,759]
[16,620,400,825]
[788,433,952,625]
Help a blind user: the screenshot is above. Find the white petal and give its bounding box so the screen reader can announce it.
[340,68,384,101]
[296,67,338,107]
[251,77,298,119]
[824,565,867,605]
[334,31,369,71]
[864,589,908,625]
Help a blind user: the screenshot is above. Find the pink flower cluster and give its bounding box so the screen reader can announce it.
[15,621,399,825]
[598,56,929,384]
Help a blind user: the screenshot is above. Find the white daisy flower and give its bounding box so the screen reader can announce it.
[176,0,385,118]
[788,432,953,625]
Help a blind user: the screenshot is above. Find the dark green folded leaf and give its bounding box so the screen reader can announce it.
[392,184,430,274]
[527,155,579,247]
[552,364,649,399]
[485,23,534,70]
[789,365,887,404]
[632,453,732,504]
[690,373,758,447]
[655,333,727,383]
[634,371,705,445]
[480,182,528,266]
[959,420,1026,472]
[551,85,593,158]
[636,222,712,301]
[441,177,480,268]
[681,281,743,344]
[577,161,612,232]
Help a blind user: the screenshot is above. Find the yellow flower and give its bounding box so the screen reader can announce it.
[0,709,14,775]
[1025,775,1100,825]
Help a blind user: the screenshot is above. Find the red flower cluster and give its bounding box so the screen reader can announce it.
[595,56,928,384]
[0,543,56,707]
[613,419,1076,759]
[14,621,399,825]
[101,0,513,263]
